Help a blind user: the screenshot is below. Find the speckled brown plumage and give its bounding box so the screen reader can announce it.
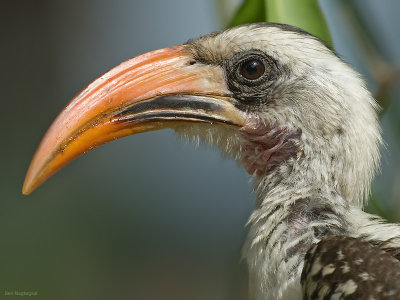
[301,236,400,299]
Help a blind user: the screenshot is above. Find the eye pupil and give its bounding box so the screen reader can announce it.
[240,59,265,80]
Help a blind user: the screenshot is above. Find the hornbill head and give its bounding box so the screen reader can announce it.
[23,23,380,209]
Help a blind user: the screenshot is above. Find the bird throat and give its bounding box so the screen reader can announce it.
[239,115,300,175]
[239,116,344,298]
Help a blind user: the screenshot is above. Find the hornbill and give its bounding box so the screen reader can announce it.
[23,23,400,299]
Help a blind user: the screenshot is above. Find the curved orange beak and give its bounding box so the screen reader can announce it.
[22,45,245,195]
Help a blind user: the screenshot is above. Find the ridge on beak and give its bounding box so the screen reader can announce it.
[23,45,246,195]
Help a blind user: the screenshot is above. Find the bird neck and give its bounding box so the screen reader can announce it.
[243,161,350,299]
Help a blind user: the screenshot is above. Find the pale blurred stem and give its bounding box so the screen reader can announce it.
[216,0,229,27]
[341,1,400,113]
[217,0,242,27]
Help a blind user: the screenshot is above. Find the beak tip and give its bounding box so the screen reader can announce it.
[22,169,39,195]
[22,179,33,195]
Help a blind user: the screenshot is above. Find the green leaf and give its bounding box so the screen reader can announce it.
[266,0,332,47]
[228,0,331,47]
[228,0,266,27]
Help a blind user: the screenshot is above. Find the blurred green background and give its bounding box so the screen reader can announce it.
[1,1,399,299]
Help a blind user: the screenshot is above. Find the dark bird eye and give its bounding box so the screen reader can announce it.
[240,59,265,80]
[225,50,280,96]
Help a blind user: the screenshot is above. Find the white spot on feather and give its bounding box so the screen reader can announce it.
[359,272,372,281]
[322,264,335,276]
[310,257,323,276]
[337,249,344,260]
[341,262,350,273]
[337,279,358,295]
[354,258,363,265]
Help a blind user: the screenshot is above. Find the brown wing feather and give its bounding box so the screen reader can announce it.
[301,235,400,300]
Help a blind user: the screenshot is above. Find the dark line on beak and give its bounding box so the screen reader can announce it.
[115,94,223,118]
[116,111,235,125]
[115,111,235,126]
